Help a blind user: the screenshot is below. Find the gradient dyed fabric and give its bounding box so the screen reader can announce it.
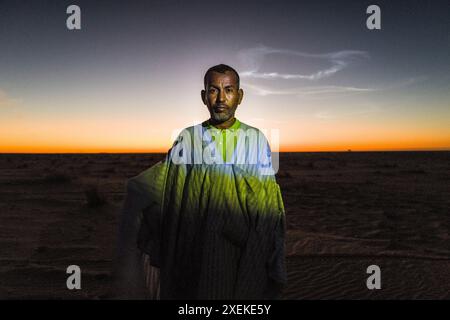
[117,119,286,299]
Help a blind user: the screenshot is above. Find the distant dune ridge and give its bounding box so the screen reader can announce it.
[0,152,449,299]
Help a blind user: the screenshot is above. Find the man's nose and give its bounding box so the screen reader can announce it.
[218,89,226,103]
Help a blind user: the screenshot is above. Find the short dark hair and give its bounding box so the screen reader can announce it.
[203,64,240,89]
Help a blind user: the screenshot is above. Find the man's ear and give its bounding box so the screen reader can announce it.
[201,90,206,105]
[238,88,244,104]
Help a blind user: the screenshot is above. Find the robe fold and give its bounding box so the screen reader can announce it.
[115,119,287,299]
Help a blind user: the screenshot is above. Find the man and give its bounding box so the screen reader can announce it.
[115,64,286,299]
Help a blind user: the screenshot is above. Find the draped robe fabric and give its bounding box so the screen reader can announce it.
[115,119,287,299]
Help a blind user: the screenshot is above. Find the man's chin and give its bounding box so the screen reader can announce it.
[211,113,232,123]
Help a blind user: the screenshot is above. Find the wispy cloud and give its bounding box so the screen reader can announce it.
[244,76,425,98]
[238,45,427,99]
[243,83,296,96]
[382,76,428,90]
[238,45,369,81]
[244,83,375,97]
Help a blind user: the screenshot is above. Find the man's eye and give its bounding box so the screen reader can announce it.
[209,89,217,94]
[226,88,233,93]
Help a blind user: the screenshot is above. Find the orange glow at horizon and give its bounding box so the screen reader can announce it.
[1,141,449,153]
[1,115,449,153]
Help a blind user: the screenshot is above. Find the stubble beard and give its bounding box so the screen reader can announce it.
[209,105,237,123]
[211,110,232,122]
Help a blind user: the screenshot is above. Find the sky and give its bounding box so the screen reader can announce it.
[0,0,449,152]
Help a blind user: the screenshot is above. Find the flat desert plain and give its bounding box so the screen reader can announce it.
[0,151,449,299]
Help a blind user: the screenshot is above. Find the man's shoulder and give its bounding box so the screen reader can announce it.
[237,121,261,132]
[238,121,270,143]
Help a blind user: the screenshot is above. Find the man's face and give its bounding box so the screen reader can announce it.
[202,71,243,123]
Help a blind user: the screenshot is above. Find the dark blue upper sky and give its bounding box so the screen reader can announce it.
[0,0,449,151]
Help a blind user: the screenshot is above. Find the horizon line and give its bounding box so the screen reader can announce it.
[1,149,449,155]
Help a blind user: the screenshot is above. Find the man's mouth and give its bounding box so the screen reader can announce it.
[213,105,228,113]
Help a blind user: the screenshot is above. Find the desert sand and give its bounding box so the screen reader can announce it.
[0,151,449,299]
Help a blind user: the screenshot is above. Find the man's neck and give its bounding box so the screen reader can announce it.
[209,117,236,129]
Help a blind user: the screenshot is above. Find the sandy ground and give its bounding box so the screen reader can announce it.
[0,152,449,299]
